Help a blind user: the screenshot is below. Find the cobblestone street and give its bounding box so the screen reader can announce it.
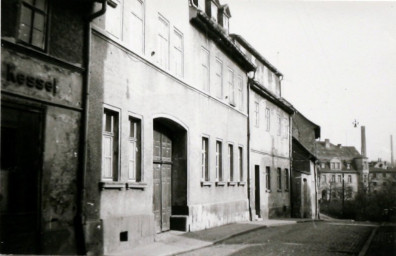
[179,221,376,256]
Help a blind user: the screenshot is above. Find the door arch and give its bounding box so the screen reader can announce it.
[153,118,187,233]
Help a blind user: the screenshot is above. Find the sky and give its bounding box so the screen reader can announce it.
[224,0,396,163]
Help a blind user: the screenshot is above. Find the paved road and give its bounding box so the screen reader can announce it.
[178,221,376,256]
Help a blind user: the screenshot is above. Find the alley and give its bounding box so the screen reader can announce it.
[178,221,376,256]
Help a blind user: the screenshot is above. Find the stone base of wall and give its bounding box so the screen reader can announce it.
[102,215,155,255]
[189,200,249,231]
[269,206,291,219]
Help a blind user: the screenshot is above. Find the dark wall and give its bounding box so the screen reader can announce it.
[292,113,318,153]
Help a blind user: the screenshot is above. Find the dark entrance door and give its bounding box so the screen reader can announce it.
[153,126,172,233]
[254,165,261,217]
[0,104,42,254]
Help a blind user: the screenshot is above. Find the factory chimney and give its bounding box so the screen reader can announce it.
[361,126,366,157]
[391,135,394,168]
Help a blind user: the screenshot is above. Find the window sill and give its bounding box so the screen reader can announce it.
[266,189,271,193]
[277,189,283,192]
[216,181,226,186]
[201,181,212,187]
[228,181,237,186]
[238,181,246,186]
[126,182,147,190]
[99,181,125,190]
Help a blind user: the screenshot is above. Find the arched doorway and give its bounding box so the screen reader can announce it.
[153,118,187,233]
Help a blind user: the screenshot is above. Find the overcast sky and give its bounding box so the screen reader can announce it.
[224,0,396,162]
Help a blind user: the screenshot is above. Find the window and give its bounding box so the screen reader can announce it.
[331,175,335,182]
[277,115,281,136]
[335,163,340,169]
[102,109,119,180]
[238,147,243,181]
[338,175,341,183]
[322,175,326,183]
[275,76,281,95]
[223,15,229,33]
[347,163,351,169]
[265,107,270,131]
[268,71,273,85]
[18,0,48,49]
[228,144,234,181]
[128,117,141,182]
[284,118,289,138]
[216,141,223,181]
[201,47,210,92]
[214,58,223,99]
[210,1,218,22]
[277,168,282,190]
[172,29,184,78]
[372,182,377,186]
[321,163,325,169]
[105,0,122,38]
[364,174,367,182]
[348,175,352,183]
[254,102,259,127]
[330,163,335,169]
[383,173,386,178]
[372,173,376,178]
[227,68,235,105]
[125,0,144,53]
[284,169,289,190]
[237,76,243,110]
[158,15,170,70]
[202,137,209,181]
[266,167,271,189]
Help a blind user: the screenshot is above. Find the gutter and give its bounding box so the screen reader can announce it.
[247,71,256,220]
[77,0,107,253]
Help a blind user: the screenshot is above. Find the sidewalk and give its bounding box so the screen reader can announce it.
[114,219,307,256]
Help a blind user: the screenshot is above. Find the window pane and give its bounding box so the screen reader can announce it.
[33,13,45,31]
[20,6,32,26]
[35,0,46,11]
[128,140,136,180]
[215,59,222,98]
[32,29,44,48]
[105,113,112,132]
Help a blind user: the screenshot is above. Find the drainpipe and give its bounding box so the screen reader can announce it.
[247,70,255,221]
[77,0,107,254]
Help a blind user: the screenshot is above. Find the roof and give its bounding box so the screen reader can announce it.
[250,80,295,114]
[292,136,317,161]
[190,10,255,72]
[315,141,362,160]
[219,4,231,17]
[369,167,396,173]
[293,111,321,139]
[230,34,282,76]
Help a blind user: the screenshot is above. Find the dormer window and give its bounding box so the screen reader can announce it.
[211,1,218,22]
[347,163,350,169]
[206,0,219,22]
[218,4,231,34]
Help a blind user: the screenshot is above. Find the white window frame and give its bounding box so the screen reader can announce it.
[254,101,259,127]
[126,0,145,53]
[215,58,223,99]
[228,144,234,182]
[201,46,210,92]
[128,116,142,182]
[158,14,170,70]
[102,108,119,181]
[265,107,270,131]
[172,28,184,78]
[227,68,235,105]
[202,136,209,181]
[216,140,223,181]
[238,146,243,181]
[237,75,243,110]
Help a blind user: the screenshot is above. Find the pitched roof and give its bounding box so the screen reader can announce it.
[315,141,362,160]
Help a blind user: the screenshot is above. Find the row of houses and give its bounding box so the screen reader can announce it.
[0,0,373,255]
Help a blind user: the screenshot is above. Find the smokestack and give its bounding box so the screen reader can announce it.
[391,135,394,167]
[361,126,366,157]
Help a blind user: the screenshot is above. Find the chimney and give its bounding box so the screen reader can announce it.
[325,139,330,148]
[391,135,394,168]
[361,126,366,157]
[337,144,342,148]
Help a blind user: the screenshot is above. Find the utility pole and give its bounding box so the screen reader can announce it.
[342,173,345,218]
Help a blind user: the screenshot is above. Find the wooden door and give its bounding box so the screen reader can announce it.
[0,105,42,254]
[153,127,172,233]
[254,165,261,217]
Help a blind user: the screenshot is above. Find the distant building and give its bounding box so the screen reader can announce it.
[231,34,294,219]
[291,111,321,219]
[317,139,369,201]
[369,158,390,170]
[368,166,396,194]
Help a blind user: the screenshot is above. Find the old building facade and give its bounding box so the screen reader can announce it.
[317,139,369,202]
[231,35,294,219]
[291,111,321,219]
[1,0,90,254]
[84,0,255,254]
